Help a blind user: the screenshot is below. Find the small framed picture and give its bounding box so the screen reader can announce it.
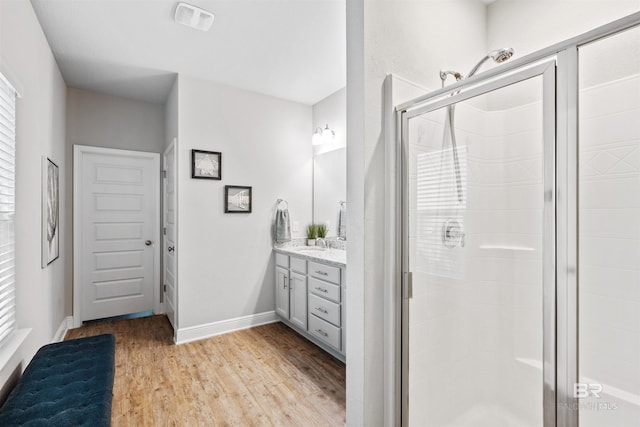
[192,149,221,180]
[225,185,252,213]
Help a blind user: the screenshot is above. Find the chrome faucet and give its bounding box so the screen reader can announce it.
[316,238,327,249]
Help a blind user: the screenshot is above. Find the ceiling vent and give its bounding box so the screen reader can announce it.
[174,3,214,32]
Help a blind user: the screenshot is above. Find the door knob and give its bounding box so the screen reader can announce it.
[168,246,175,252]
[145,240,153,246]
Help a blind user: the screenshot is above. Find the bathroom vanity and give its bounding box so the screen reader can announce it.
[273,246,346,362]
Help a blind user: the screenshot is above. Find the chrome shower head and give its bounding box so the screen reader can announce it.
[467,47,515,78]
[490,47,514,63]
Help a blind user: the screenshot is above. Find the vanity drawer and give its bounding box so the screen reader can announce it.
[309,261,340,284]
[309,314,341,350]
[309,277,340,303]
[275,253,289,268]
[290,256,307,274]
[309,293,340,326]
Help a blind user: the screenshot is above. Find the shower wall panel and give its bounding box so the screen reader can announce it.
[477,101,543,425]
[579,72,640,426]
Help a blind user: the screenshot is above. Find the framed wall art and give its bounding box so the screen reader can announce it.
[224,186,252,213]
[192,149,221,180]
[42,156,59,267]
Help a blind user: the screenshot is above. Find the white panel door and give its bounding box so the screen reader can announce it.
[163,139,177,331]
[75,146,159,322]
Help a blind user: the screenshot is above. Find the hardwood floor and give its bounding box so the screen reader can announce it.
[65,315,345,426]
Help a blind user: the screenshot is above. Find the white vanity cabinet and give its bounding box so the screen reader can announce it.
[307,261,344,352]
[275,266,289,319]
[275,253,308,331]
[274,251,346,361]
[289,271,308,330]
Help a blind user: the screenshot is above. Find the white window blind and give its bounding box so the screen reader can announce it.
[0,73,16,348]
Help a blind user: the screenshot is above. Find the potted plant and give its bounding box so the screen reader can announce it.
[306,224,317,246]
[316,223,327,239]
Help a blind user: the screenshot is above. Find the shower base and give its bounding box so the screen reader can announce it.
[446,404,535,427]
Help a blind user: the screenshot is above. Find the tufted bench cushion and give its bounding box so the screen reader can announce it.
[0,334,115,427]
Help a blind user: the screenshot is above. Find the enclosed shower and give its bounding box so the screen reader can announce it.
[397,12,640,427]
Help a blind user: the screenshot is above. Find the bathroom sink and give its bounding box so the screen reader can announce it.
[294,246,326,253]
[277,246,346,266]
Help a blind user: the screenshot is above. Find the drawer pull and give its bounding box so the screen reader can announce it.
[315,270,328,276]
[315,307,328,314]
[316,329,328,337]
[315,287,328,293]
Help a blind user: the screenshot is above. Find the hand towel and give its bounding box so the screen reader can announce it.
[275,208,291,243]
[337,204,346,240]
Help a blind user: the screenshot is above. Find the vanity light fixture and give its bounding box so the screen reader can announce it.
[312,128,323,146]
[312,124,335,146]
[174,2,214,31]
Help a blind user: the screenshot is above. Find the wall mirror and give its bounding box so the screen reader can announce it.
[313,147,346,239]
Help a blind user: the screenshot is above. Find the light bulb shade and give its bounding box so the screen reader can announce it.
[322,129,335,143]
[322,125,335,144]
[312,130,323,145]
[312,124,335,146]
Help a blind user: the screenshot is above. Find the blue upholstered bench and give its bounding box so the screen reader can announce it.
[0,334,116,427]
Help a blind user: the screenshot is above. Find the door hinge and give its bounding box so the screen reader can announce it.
[403,271,413,299]
[162,170,167,178]
[163,227,166,235]
[163,284,167,292]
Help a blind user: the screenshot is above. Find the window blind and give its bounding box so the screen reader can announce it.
[0,73,16,348]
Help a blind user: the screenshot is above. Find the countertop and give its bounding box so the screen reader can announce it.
[273,245,346,268]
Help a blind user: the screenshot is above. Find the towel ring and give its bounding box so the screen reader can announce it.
[276,199,289,209]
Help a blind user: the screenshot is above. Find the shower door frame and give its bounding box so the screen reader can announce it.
[399,59,558,426]
[391,11,640,427]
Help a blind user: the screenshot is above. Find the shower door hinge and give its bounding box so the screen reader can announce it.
[163,227,166,235]
[403,271,413,299]
[162,170,167,178]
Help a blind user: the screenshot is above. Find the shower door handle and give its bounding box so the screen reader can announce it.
[403,272,413,299]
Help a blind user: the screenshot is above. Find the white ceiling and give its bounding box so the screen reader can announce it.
[30,0,346,105]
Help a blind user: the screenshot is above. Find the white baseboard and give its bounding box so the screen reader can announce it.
[175,311,279,344]
[52,316,73,343]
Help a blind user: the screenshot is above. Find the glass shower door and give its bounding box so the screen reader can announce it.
[402,62,556,426]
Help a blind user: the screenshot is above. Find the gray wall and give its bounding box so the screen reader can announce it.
[0,0,68,396]
[165,77,179,148]
[66,88,165,153]
[65,88,166,323]
[174,74,312,331]
[488,0,640,59]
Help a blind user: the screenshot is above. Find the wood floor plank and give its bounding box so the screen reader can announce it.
[65,315,345,426]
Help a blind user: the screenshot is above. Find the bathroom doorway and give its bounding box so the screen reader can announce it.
[73,145,161,326]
